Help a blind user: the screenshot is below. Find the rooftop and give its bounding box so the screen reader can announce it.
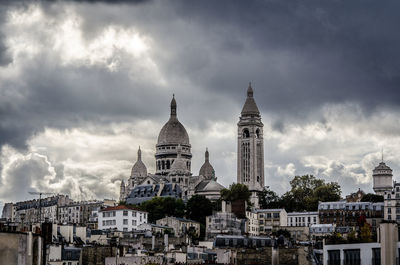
[99,205,144,212]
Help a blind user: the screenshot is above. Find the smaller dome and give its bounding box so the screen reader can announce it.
[131,147,147,178]
[169,145,190,176]
[199,148,216,180]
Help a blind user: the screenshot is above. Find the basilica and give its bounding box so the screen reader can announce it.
[120,84,264,206]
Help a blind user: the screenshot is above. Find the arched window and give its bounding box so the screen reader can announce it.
[243,129,250,138]
[158,161,161,170]
[256,129,260,138]
[162,160,165,170]
[166,160,170,169]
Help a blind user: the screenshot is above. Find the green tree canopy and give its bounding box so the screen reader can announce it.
[220,183,251,204]
[258,187,283,209]
[134,197,185,223]
[361,193,384,202]
[281,175,341,212]
[186,195,213,225]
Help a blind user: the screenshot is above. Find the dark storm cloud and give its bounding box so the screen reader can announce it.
[1,0,400,204]
[2,0,400,150]
[168,0,400,115]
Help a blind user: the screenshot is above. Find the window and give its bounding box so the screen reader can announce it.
[372,248,380,265]
[388,208,392,214]
[132,211,136,217]
[123,219,128,225]
[132,220,137,226]
[123,210,128,216]
[123,228,128,232]
[273,213,280,218]
[328,250,340,265]
[344,249,360,265]
[267,213,271,218]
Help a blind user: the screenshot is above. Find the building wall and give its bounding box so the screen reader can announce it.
[323,242,380,265]
[0,232,42,265]
[58,205,82,224]
[318,202,383,228]
[98,209,147,231]
[246,209,287,236]
[206,212,242,239]
[287,212,319,227]
[105,256,164,265]
[156,217,200,237]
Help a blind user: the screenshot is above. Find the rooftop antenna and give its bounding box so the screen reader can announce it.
[28,191,56,224]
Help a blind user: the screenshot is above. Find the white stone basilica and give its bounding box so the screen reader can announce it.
[120,84,265,205]
[120,95,224,203]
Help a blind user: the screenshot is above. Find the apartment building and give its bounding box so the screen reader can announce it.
[287,211,319,227]
[156,216,201,237]
[246,209,287,236]
[58,204,82,224]
[98,205,148,232]
[318,201,383,233]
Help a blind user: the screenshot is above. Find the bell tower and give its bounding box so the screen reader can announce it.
[237,83,264,206]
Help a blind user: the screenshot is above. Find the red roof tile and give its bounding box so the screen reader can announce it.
[100,205,145,212]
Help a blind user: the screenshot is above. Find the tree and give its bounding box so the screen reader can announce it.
[135,197,185,223]
[361,193,384,202]
[186,195,213,240]
[258,187,283,209]
[186,195,213,225]
[360,223,373,243]
[220,183,251,204]
[281,175,342,212]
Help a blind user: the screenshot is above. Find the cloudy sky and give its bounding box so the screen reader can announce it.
[1,0,400,209]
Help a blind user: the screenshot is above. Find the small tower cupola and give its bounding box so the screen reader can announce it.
[373,159,393,195]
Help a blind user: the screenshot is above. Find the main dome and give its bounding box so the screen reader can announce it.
[157,96,190,146]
